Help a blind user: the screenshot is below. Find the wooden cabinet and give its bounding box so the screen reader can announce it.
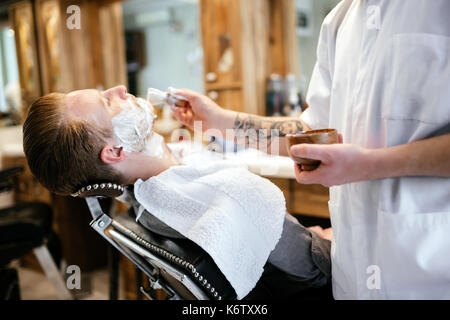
[269,178,330,219]
[2,155,51,206]
[200,0,244,111]
[200,0,299,115]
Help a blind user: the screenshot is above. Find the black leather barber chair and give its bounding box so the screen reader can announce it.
[74,182,236,300]
[0,166,72,300]
[74,182,334,300]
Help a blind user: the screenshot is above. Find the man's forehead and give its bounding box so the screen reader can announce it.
[66,89,103,117]
[64,89,112,131]
[66,89,100,104]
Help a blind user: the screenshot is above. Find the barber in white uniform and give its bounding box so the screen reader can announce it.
[294,0,450,299]
[170,0,450,299]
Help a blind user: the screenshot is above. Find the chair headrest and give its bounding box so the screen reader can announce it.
[71,183,124,198]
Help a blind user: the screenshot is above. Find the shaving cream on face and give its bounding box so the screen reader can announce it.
[111,94,164,158]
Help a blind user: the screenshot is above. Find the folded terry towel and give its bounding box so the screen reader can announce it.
[134,160,286,299]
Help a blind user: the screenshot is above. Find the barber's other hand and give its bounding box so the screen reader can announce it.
[291,143,371,187]
[169,89,230,132]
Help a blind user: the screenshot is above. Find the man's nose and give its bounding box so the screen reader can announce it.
[105,85,127,100]
[114,85,127,100]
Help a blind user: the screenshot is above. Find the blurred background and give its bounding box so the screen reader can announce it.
[0,0,338,300]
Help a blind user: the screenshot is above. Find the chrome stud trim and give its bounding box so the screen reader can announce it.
[113,226,224,301]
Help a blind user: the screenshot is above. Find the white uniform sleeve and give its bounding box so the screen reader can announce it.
[300,3,342,130]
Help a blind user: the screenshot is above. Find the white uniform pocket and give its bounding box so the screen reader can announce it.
[383,33,450,146]
[376,208,450,299]
[384,33,450,124]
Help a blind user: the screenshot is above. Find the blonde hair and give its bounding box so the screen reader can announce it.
[23,92,125,195]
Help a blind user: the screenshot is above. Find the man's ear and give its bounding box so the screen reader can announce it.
[100,145,126,164]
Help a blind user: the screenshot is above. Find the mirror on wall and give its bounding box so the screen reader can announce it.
[295,0,341,94]
[121,0,204,136]
[122,0,204,98]
[0,25,21,126]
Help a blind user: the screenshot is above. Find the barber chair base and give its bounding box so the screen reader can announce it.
[33,245,73,300]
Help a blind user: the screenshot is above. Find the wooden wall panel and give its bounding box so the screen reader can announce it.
[268,0,299,77]
[32,0,127,94]
[34,0,67,93]
[57,0,98,90]
[98,3,127,89]
[281,0,300,77]
[240,0,270,116]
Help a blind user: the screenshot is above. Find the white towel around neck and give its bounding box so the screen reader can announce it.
[134,160,286,299]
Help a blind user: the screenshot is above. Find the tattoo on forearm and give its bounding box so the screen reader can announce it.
[233,113,303,149]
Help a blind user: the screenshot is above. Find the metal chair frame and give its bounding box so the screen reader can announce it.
[85,196,212,300]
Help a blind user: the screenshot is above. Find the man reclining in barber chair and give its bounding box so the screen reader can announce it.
[22,85,332,300]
